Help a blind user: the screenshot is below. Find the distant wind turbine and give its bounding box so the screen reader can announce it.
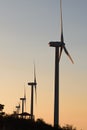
[28,64,37,120]
[16,103,20,114]
[48,0,74,127]
[20,86,26,115]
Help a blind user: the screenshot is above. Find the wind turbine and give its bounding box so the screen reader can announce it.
[16,103,20,115]
[48,0,74,127]
[28,64,37,120]
[20,86,26,115]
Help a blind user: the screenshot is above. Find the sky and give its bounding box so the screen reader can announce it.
[0,0,87,129]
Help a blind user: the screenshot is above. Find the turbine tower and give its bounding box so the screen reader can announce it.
[48,0,74,127]
[28,64,37,120]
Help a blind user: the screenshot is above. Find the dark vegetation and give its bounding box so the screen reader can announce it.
[0,104,76,130]
[0,116,76,130]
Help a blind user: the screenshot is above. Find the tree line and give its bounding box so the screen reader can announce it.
[0,103,76,130]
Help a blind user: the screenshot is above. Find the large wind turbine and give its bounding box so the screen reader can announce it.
[28,64,37,120]
[48,0,74,127]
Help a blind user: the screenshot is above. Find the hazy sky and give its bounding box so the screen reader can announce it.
[0,0,87,130]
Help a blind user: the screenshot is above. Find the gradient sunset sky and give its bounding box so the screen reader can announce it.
[0,0,87,130]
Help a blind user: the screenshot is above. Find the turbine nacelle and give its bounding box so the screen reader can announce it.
[16,105,20,109]
[48,41,65,47]
[28,82,37,86]
[20,98,26,101]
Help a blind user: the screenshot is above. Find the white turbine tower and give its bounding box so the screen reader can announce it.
[28,64,37,120]
[48,0,74,127]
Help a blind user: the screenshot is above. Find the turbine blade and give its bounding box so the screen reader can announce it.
[19,102,20,109]
[18,102,20,114]
[35,85,37,104]
[24,85,26,112]
[34,63,37,104]
[34,64,36,84]
[60,0,64,42]
[64,46,74,64]
[59,46,63,61]
[16,102,20,114]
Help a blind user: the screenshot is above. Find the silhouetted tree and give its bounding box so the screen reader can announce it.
[62,124,76,130]
[0,104,5,117]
